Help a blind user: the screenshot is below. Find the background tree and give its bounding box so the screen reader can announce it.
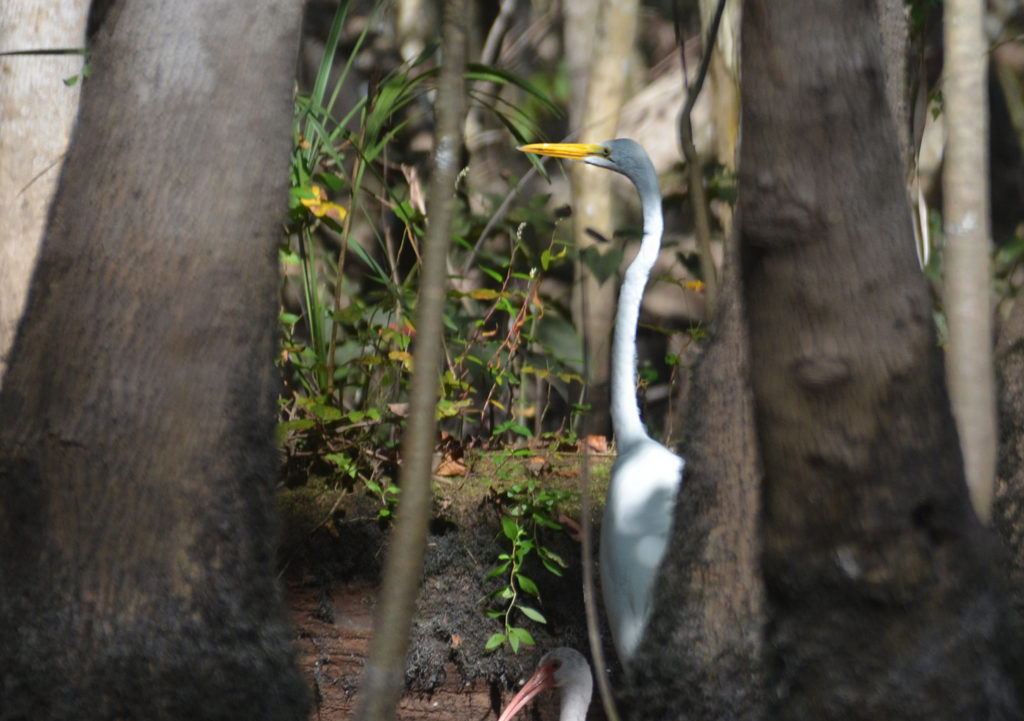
[0,0,87,382]
[0,1,309,718]
[944,0,997,521]
[564,0,642,436]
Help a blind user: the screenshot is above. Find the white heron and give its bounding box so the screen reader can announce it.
[519,140,685,664]
[497,647,593,721]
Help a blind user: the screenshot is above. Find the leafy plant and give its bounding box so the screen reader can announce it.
[485,473,573,653]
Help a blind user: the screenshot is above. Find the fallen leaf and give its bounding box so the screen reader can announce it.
[585,434,609,454]
[524,456,548,476]
[388,402,409,417]
[435,457,468,477]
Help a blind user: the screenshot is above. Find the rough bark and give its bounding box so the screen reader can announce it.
[353,0,467,719]
[996,297,1024,622]
[0,0,88,383]
[740,1,1019,718]
[944,0,997,522]
[876,0,913,173]
[0,1,308,719]
[628,220,766,720]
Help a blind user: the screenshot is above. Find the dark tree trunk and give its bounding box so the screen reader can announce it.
[740,0,1020,718]
[0,2,308,719]
[996,297,1024,621]
[628,224,766,720]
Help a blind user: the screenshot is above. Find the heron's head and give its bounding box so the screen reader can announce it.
[518,139,658,200]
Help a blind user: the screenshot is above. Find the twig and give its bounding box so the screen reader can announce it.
[352,0,467,717]
[676,0,728,312]
[479,0,518,66]
[579,274,621,721]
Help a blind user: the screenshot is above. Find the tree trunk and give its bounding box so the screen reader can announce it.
[943,0,997,522]
[0,2,308,719]
[0,0,88,383]
[740,1,1019,718]
[996,296,1024,622]
[564,0,641,437]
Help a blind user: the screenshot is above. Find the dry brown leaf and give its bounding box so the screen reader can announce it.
[524,456,548,476]
[435,457,468,477]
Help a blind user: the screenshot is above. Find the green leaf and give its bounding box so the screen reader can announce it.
[492,418,533,438]
[465,63,562,118]
[277,418,317,433]
[486,563,510,580]
[540,245,567,271]
[540,558,564,577]
[519,605,547,624]
[316,171,346,193]
[508,626,536,649]
[485,633,507,651]
[539,548,567,568]
[516,574,539,596]
[480,265,504,283]
[531,513,562,530]
[501,516,520,541]
[324,453,356,477]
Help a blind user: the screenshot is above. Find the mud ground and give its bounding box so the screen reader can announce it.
[279,454,616,721]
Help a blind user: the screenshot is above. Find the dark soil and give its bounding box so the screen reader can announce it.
[279,448,616,721]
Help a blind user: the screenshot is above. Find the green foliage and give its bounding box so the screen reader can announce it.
[485,471,573,653]
[277,0,585,521]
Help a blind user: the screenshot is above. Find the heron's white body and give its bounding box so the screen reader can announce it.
[519,139,685,665]
[581,140,684,663]
[601,436,683,659]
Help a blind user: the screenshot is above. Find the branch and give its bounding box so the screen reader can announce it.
[352,0,467,717]
[677,0,727,312]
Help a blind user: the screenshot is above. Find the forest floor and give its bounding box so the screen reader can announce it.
[278,443,617,721]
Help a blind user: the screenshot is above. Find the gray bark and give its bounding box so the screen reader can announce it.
[632,1,1022,718]
[944,0,997,522]
[741,1,1017,717]
[0,1,308,718]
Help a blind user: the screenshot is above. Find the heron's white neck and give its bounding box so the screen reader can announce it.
[610,186,663,449]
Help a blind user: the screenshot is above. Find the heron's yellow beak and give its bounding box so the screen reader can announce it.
[517,142,607,160]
